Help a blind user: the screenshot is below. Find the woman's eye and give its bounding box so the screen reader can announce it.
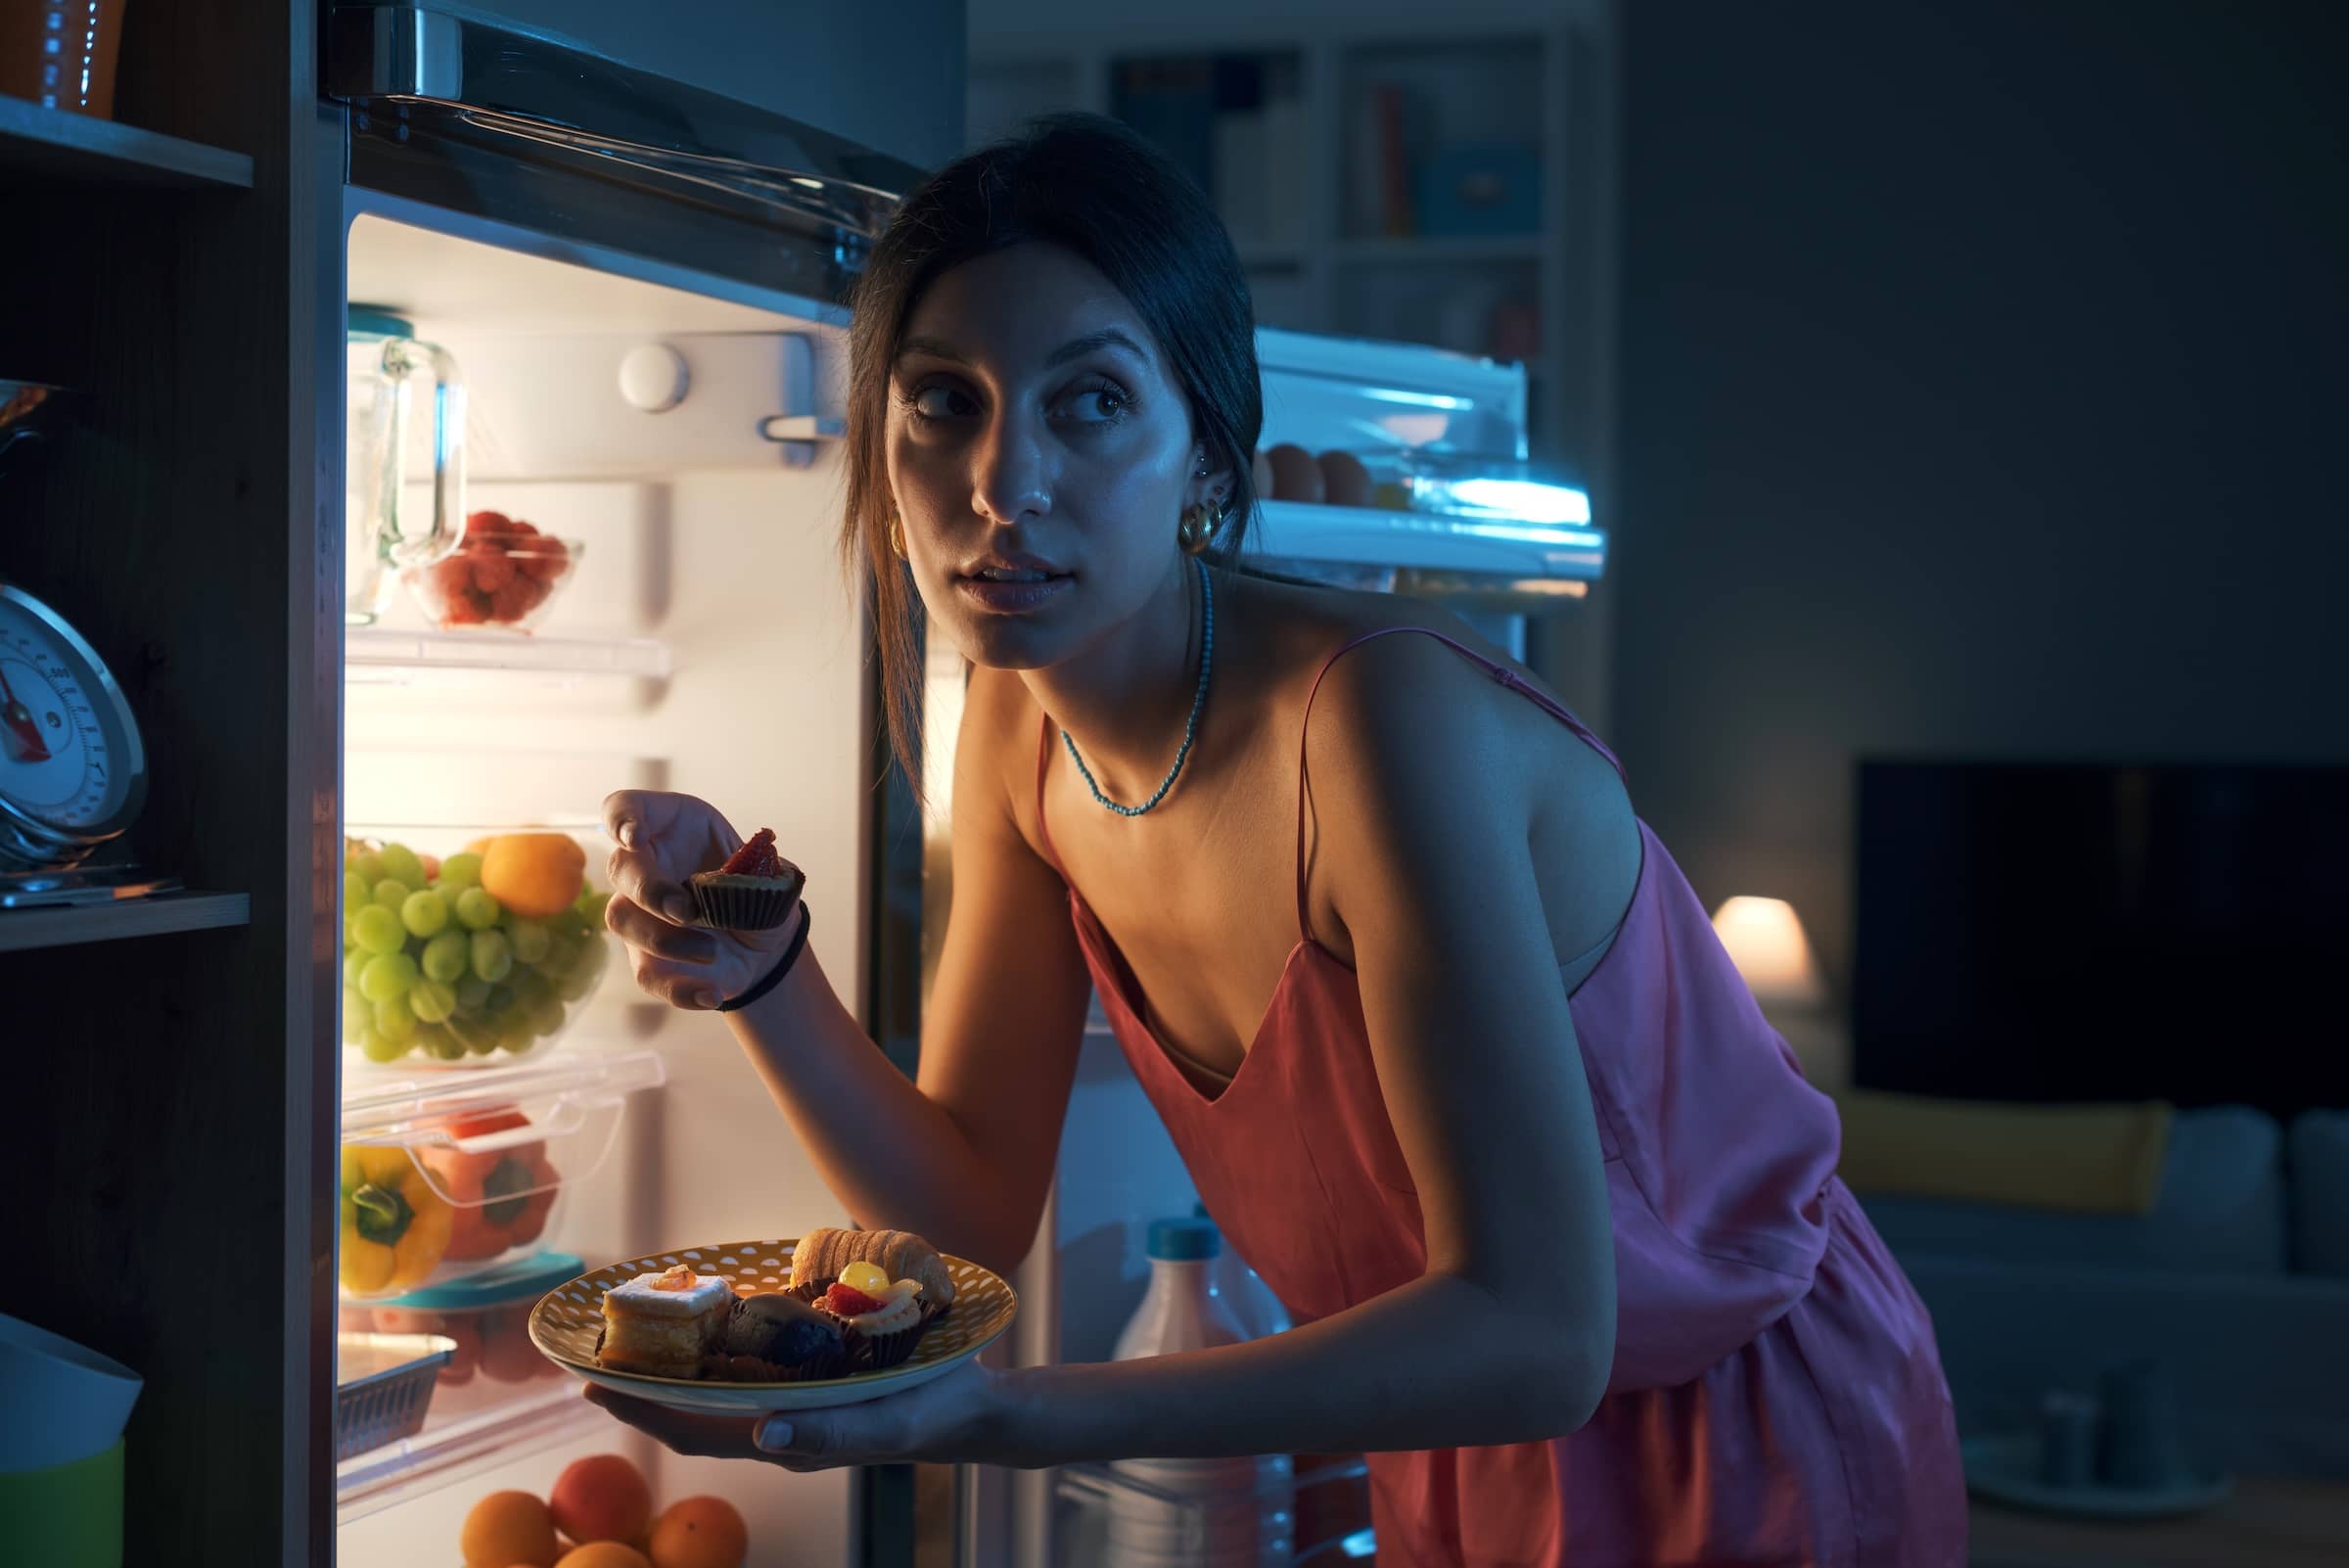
[909,386,970,421]
[1061,388,1128,423]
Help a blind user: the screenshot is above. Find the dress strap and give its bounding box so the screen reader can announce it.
[1292,626,1624,946]
[1035,712,1068,876]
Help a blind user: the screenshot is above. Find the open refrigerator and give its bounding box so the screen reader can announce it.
[319,9,1604,1566]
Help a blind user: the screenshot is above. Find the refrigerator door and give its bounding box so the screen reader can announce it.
[1248,326,1605,597]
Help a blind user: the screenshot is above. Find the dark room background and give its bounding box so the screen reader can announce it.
[1609,0,2349,995]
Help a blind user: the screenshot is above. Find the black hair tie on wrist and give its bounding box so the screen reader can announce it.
[716,901,810,1013]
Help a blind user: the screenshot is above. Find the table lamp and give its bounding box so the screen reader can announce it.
[1710,896,1845,1089]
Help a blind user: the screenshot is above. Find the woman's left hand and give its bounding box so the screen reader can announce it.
[583,1360,1017,1471]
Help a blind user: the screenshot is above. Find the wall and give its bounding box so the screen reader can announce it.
[1610,0,2349,990]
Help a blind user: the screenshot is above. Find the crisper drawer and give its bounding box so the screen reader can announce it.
[338,1049,665,1301]
[1054,1453,1374,1567]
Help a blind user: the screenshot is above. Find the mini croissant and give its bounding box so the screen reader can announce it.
[789,1226,956,1310]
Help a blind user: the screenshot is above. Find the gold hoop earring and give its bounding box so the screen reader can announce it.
[1177,502,1218,556]
[887,515,906,559]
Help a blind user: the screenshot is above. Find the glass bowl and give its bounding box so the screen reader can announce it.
[400,534,584,633]
[341,825,615,1070]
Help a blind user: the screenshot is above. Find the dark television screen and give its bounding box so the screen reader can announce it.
[1852,761,2349,1116]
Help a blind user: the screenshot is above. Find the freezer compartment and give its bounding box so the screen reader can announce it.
[339,1049,665,1299]
[341,823,618,1071]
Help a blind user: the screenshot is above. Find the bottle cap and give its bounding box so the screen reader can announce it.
[1147,1217,1221,1261]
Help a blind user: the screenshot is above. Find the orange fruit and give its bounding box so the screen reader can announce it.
[481,833,587,919]
[555,1546,652,1568]
[548,1453,653,1546]
[459,1490,560,1568]
[648,1496,749,1568]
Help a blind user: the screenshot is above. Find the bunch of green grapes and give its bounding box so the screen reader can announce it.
[340,839,613,1065]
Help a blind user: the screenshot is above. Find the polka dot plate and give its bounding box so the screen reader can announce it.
[530,1239,1018,1412]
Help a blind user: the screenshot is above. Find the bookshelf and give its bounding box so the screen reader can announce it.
[965,3,1620,723]
[965,11,1613,480]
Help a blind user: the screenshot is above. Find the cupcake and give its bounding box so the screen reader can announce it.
[708,1291,849,1382]
[689,827,806,931]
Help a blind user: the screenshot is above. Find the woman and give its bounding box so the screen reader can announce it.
[593,113,1966,1566]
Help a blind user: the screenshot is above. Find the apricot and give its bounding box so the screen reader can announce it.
[460,1490,560,1568]
[555,1545,652,1568]
[549,1453,653,1546]
[648,1496,748,1568]
[481,833,587,920]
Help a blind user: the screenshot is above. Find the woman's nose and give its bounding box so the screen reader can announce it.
[971,416,1053,526]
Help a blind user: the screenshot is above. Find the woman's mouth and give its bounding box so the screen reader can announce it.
[955,565,1073,613]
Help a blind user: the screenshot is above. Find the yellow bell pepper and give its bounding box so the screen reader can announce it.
[340,1144,454,1296]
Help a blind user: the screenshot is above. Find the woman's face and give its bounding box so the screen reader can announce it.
[886,242,1219,670]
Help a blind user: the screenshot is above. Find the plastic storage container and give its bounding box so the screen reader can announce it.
[338,1049,663,1301]
[1107,1218,1294,1568]
[340,1251,580,1417]
[341,823,615,1070]
[335,1333,457,1461]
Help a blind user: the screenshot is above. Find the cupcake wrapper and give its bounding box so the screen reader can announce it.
[855,1321,924,1372]
[791,1279,935,1371]
[689,868,805,931]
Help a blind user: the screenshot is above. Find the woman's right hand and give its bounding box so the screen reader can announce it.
[601,790,801,1011]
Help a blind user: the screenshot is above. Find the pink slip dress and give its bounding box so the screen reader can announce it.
[1036,626,1968,1567]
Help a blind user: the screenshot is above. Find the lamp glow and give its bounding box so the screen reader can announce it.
[1710,897,1827,1008]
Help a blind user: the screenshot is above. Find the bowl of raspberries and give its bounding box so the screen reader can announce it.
[403,510,581,631]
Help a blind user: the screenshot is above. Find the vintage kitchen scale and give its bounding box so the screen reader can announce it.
[0,380,175,908]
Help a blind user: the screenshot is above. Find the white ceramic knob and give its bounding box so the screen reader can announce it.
[618,343,689,412]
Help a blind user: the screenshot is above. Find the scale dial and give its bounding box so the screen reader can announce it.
[0,580,148,870]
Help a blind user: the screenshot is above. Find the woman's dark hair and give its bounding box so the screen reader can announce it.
[841,111,1265,787]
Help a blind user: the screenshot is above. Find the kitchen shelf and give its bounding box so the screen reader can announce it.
[337,1379,594,1523]
[0,891,250,952]
[345,626,673,682]
[1329,235,1543,265]
[0,96,253,189]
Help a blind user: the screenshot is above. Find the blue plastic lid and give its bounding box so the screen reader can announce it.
[371,1250,583,1310]
[347,304,414,341]
[1148,1218,1221,1262]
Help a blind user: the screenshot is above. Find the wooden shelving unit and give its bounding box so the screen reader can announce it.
[0,94,253,189]
[0,7,338,1565]
[0,891,251,952]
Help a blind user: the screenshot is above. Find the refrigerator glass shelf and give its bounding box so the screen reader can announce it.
[347,626,674,683]
[1249,499,1604,580]
[335,1379,593,1522]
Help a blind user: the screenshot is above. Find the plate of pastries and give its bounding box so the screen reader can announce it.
[530,1227,1017,1412]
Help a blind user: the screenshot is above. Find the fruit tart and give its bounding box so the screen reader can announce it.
[688,827,806,932]
[787,1226,953,1372]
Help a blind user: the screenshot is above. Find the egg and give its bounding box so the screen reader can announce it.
[1317,450,1374,508]
[1265,442,1324,504]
